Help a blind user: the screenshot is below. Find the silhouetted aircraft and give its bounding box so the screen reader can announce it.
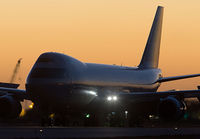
[0,6,200,126]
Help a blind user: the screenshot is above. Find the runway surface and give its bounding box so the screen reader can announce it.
[1,127,200,139]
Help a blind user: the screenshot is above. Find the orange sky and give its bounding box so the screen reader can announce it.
[0,0,200,91]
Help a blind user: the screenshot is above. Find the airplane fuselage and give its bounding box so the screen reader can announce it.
[26,52,162,111]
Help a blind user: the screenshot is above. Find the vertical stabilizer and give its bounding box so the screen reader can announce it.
[138,6,164,69]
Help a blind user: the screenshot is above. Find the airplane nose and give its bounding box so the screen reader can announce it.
[26,67,72,87]
[25,53,73,103]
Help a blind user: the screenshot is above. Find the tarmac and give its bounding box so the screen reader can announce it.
[0,127,200,139]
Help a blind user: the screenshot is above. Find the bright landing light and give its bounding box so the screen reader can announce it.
[107,96,118,101]
[107,96,112,101]
[84,90,98,96]
[113,96,117,101]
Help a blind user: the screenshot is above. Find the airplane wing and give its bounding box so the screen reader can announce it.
[116,89,200,103]
[0,82,19,88]
[0,87,26,94]
[158,74,200,83]
[1,84,200,103]
[0,82,200,104]
[0,85,27,100]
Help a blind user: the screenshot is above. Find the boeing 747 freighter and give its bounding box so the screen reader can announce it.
[0,6,200,126]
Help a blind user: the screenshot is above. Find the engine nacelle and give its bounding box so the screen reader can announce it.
[0,95,22,119]
[158,96,186,121]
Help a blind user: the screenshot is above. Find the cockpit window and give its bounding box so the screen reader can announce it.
[30,68,67,78]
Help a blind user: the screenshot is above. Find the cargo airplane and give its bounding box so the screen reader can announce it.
[0,6,200,125]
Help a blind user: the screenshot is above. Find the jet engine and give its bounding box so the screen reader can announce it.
[158,96,186,121]
[0,95,22,119]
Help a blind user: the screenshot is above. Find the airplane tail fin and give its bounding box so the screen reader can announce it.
[138,6,164,69]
